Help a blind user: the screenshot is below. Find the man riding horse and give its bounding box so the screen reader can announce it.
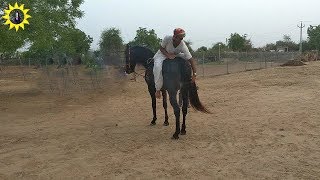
[153,28,197,99]
[125,28,209,139]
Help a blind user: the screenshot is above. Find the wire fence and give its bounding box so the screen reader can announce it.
[194,51,300,77]
[0,56,126,96]
[0,51,310,95]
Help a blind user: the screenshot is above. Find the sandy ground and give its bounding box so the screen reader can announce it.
[1,62,320,179]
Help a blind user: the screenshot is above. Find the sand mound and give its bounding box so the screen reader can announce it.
[280,60,306,67]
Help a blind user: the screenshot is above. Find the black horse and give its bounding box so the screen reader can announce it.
[125,45,210,139]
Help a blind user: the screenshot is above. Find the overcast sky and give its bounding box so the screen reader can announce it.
[76,0,319,50]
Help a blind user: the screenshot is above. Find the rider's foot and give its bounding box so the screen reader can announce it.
[155,90,161,99]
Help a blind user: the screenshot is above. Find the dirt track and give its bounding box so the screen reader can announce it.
[1,62,320,179]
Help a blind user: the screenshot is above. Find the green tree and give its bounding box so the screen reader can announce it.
[275,35,299,52]
[1,0,87,61]
[56,28,93,64]
[210,42,227,52]
[301,40,313,52]
[99,27,123,66]
[129,27,161,52]
[0,26,25,57]
[99,27,123,56]
[25,28,92,59]
[197,46,208,52]
[228,33,252,52]
[184,40,194,54]
[208,42,228,59]
[307,25,320,50]
[194,43,228,62]
[283,34,291,43]
[0,1,25,57]
[264,43,277,51]
[59,28,92,57]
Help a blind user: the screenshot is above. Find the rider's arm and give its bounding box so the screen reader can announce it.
[181,44,197,77]
[188,58,197,77]
[160,46,175,59]
[160,46,170,58]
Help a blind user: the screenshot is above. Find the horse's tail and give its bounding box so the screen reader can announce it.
[189,82,211,114]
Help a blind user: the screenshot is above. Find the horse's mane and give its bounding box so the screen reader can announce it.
[125,45,155,68]
[125,45,155,56]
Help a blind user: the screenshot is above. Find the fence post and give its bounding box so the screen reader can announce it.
[39,59,42,68]
[202,52,205,77]
[19,57,26,80]
[0,55,2,74]
[265,57,267,69]
[260,52,264,68]
[245,61,247,71]
[227,61,229,74]
[120,49,124,68]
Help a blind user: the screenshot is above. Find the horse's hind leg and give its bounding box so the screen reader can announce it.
[181,87,188,135]
[148,85,157,125]
[161,90,169,126]
[178,91,182,107]
[168,90,180,139]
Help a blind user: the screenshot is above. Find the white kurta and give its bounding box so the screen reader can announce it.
[153,35,192,91]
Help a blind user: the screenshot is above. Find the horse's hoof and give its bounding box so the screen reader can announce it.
[180,131,186,135]
[171,134,179,139]
[163,122,169,126]
[150,122,156,126]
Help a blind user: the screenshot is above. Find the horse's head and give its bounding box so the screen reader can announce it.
[124,45,155,74]
[124,44,136,74]
[124,59,135,74]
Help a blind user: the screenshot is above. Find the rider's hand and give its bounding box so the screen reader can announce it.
[192,74,196,83]
[167,53,176,60]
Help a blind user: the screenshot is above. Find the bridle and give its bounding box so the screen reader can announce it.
[125,46,154,79]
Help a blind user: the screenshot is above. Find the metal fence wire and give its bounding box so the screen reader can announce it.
[0,51,305,95]
[194,51,300,77]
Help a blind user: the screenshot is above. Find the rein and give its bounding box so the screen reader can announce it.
[133,70,145,78]
[132,58,153,78]
[126,46,154,79]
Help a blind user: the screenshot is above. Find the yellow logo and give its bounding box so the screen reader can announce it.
[2,2,31,31]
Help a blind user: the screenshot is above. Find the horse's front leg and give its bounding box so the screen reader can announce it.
[161,90,169,126]
[168,90,180,139]
[148,86,157,125]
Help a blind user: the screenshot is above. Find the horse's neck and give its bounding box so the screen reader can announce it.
[135,60,149,69]
[129,46,154,70]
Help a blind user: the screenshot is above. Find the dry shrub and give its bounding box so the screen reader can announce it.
[280,60,306,67]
